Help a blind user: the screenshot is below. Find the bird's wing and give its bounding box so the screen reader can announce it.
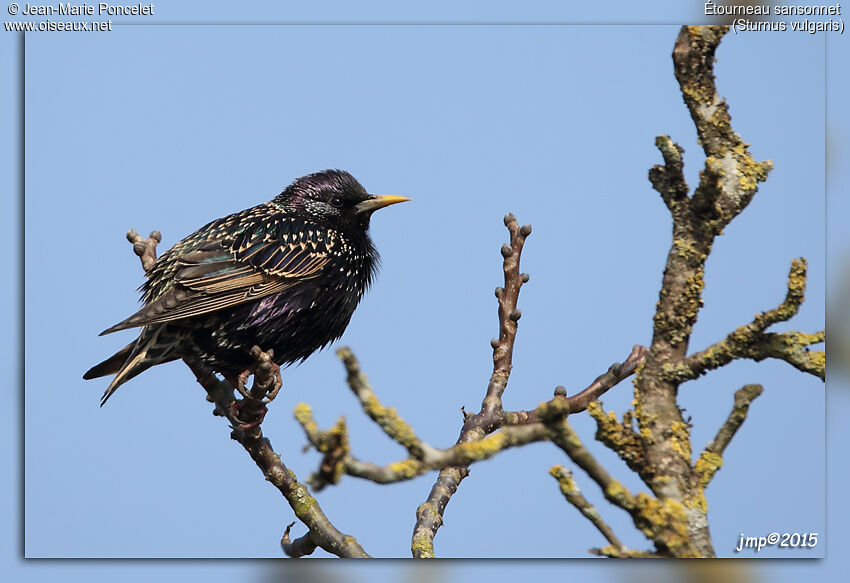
[100,218,335,334]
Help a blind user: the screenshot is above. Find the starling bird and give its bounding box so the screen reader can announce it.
[84,169,409,405]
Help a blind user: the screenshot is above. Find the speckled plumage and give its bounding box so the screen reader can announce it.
[84,170,408,405]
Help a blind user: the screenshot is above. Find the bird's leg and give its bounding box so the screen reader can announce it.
[227,347,282,430]
[265,362,283,402]
[234,369,253,399]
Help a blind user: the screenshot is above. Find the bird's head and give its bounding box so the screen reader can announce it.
[273,169,410,229]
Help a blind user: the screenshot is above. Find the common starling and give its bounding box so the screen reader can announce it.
[84,169,409,405]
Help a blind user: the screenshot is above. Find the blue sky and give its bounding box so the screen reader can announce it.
[2,1,845,581]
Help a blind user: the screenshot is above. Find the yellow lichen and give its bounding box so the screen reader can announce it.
[362,393,383,415]
[362,394,419,448]
[289,483,318,518]
[684,488,709,514]
[293,402,319,435]
[549,466,580,496]
[456,432,508,460]
[603,478,635,509]
[673,238,706,262]
[731,143,772,192]
[411,504,439,558]
[633,493,692,553]
[695,451,724,487]
[294,402,312,422]
[808,350,825,371]
[411,531,436,558]
[387,458,423,479]
[669,421,692,460]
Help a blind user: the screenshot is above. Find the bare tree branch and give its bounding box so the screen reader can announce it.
[624,24,790,557]
[547,419,638,514]
[296,388,588,486]
[663,259,824,382]
[336,347,437,460]
[289,312,643,549]
[411,212,531,557]
[293,405,350,490]
[126,228,161,273]
[649,135,689,211]
[586,402,648,478]
[504,345,648,426]
[745,331,825,378]
[590,546,663,559]
[184,353,370,558]
[281,522,318,558]
[549,465,627,552]
[695,384,764,487]
[548,415,717,556]
[484,214,531,416]
[296,395,546,486]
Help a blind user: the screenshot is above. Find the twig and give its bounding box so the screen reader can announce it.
[281,522,318,558]
[549,416,705,558]
[695,384,764,487]
[549,465,627,552]
[745,331,825,379]
[297,405,549,486]
[503,345,647,426]
[590,546,663,558]
[184,353,370,558]
[293,405,350,490]
[293,341,645,496]
[663,260,824,382]
[483,214,531,416]
[336,347,436,460]
[649,135,689,211]
[585,402,647,478]
[411,213,531,557]
[126,228,161,273]
[286,218,641,556]
[547,418,638,513]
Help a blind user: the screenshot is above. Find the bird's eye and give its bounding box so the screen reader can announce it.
[329,196,344,208]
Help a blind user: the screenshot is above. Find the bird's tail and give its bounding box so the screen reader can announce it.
[83,326,181,406]
[83,341,135,380]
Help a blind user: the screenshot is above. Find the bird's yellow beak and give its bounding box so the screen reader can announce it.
[355,195,412,214]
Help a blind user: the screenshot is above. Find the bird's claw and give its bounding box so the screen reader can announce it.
[231,362,282,404]
[223,347,283,429]
[228,400,268,430]
[264,362,283,403]
[234,368,253,398]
